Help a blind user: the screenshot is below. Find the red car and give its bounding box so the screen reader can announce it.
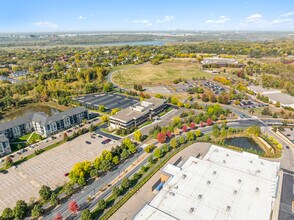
[64,172,69,177]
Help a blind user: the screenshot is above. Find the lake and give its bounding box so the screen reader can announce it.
[225,137,264,153]
[0,105,60,123]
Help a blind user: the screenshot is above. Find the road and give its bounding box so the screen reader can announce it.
[43,117,269,219]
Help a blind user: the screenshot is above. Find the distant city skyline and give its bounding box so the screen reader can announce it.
[1,0,294,32]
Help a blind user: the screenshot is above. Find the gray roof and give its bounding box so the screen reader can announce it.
[0,113,34,132]
[0,134,8,142]
[0,107,87,131]
[110,97,166,122]
[32,107,87,126]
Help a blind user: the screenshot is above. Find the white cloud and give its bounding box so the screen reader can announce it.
[33,21,58,29]
[156,15,175,23]
[206,16,230,24]
[77,16,86,19]
[270,18,293,25]
[132,19,152,26]
[245,14,263,23]
[239,14,294,29]
[281,12,294,17]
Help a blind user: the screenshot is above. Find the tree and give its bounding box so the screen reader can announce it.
[81,209,92,220]
[68,200,79,213]
[13,200,28,219]
[178,136,186,145]
[4,156,13,168]
[166,130,173,139]
[50,192,59,206]
[206,118,213,126]
[120,149,130,160]
[121,177,131,189]
[195,129,202,137]
[54,213,63,220]
[186,131,196,141]
[144,144,155,153]
[170,138,180,149]
[182,125,188,132]
[134,130,143,142]
[97,199,107,210]
[31,204,43,218]
[100,159,112,172]
[112,156,120,165]
[110,108,120,115]
[189,122,196,130]
[200,121,205,127]
[212,124,220,138]
[99,105,106,112]
[103,82,113,92]
[153,148,163,159]
[112,186,121,198]
[63,182,74,195]
[1,208,13,220]
[39,185,52,201]
[172,116,181,126]
[101,115,109,122]
[157,132,166,143]
[63,132,68,141]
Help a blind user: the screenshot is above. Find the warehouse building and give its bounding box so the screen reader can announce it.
[135,146,280,220]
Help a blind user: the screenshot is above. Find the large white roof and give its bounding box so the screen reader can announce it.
[134,145,280,220]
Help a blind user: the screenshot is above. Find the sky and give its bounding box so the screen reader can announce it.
[1,0,294,32]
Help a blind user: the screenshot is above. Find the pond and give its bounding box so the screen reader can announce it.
[0,105,60,123]
[225,137,264,154]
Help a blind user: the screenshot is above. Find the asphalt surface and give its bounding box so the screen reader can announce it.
[74,93,139,111]
[278,170,294,220]
[94,123,121,141]
[43,150,145,220]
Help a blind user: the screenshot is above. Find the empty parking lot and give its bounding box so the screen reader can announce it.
[73,93,139,111]
[0,132,117,213]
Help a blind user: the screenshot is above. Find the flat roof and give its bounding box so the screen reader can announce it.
[135,145,280,220]
[247,85,280,94]
[267,92,294,105]
[110,97,166,123]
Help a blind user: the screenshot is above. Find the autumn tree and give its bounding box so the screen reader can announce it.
[157,132,166,143]
[68,200,79,213]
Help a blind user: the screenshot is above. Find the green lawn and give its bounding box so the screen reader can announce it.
[12,132,42,145]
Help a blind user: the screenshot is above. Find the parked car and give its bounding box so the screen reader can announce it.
[85,141,91,144]
[64,172,69,177]
[0,170,8,174]
[286,146,289,149]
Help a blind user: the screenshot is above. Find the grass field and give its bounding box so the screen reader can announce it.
[112,61,217,88]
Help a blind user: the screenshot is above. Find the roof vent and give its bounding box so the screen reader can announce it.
[226,206,231,211]
[223,160,226,164]
[256,170,261,174]
[189,207,195,213]
[233,190,237,194]
[250,160,253,164]
[261,162,264,165]
[182,174,187,179]
[198,194,202,199]
[213,171,217,175]
[255,187,260,193]
[238,179,242,183]
[174,185,178,189]
[169,192,175,196]
[207,181,211,185]
[226,154,229,157]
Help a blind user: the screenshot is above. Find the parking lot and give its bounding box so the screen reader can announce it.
[202,81,227,95]
[73,93,139,112]
[278,171,294,220]
[0,132,117,213]
[239,99,268,109]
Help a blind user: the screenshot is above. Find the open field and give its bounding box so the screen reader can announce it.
[112,61,230,88]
